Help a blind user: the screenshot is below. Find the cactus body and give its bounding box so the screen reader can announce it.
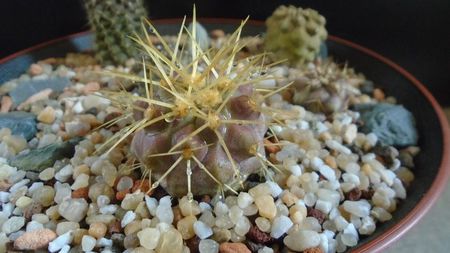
[265,5,327,65]
[84,0,147,65]
[101,16,283,198]
[291,61,364,114]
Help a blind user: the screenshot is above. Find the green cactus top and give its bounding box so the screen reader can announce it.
[265,5,327,66]
[84,0,147,65]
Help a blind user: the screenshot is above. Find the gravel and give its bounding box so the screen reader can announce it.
[0,35,419,253]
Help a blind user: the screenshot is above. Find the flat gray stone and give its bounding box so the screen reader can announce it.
[9,77,70,105]
[9,137,82,172]
[0,111,36,140]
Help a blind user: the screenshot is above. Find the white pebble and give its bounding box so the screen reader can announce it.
[156,204,173,224]
[99,204,118,215]
[288,164,302,176]
[233,216,251,236]
[121,211,136,228]
[199,202,212,212]
[54,165,73,182]
[25,220,44,232]
[194,220,213,239]
[199,239,219,253]
[0,192,9,203]
[28,182,44,195]
[326,140,351,155]
[283,230,321,252]
[9,179,29,193]
[96,238,113,248]
[59,245,70,253]
[48,231,73,252]
[82,235,96,251]
[237,192,253,209]
[266,181,283,198]
[342,200,371,217]
[319,164,336,181]
[342,224,359,246]
[144,196,158,216]
[258,246,274,253]
[359,216,376,235]
[270,215,293,239]
[315,199,332,214]
[2,216,25,234]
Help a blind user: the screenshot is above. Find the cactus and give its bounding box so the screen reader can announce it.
[100,13,291,198]
[265,5,327,66]
[290,60,364,114]
[84,0,147,65]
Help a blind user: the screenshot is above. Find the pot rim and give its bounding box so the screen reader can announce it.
[1,17,449,253]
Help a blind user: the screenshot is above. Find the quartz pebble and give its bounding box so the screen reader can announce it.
[81,235,96,251]
[137,227,160,249]
[177,215,197,239]
[284,230,321,252]
[156,228,183,253]
[199,239,219,253]
[48,231,73,252]
[254,195,277,219]
[121,211,136,228]
[56,221,79,235]
[39,167,55,181]
[342,200,371,217]
[194,220,214,239]
[89,222,107,239]
[58,198,88,222]
[270,215,293,239]
[37,106,56,124]
[2,216,25,234]
[26,220,44,232]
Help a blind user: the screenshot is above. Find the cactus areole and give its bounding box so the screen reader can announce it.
[100,12,290,198]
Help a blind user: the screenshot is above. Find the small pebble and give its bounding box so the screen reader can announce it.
[14,228,56,250]
[2,216,25,234]
[121,210,136,228]
[137,227,160,250]
[194,220,213,239]
[37,106,56,124]
[81,235,96,251]
[199,239,219,253]
[48,231,73,252]
[88,222,107,239]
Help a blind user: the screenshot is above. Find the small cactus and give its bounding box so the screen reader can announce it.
[290,61,364,114]
[84,0,147,65]
[100,13,291,198]
[265,5,327,66]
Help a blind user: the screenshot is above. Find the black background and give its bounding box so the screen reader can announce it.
[0,1,449,105]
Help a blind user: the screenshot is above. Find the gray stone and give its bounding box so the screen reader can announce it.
[354,103,418,147]
[9,137,82,172]
[0,111,36,140]
[9,77,71,105]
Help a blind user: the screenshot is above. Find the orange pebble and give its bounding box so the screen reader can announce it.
[264,139,281,154]
[72,187,89,199]
[131,179,150,194]
[115,190,128,201]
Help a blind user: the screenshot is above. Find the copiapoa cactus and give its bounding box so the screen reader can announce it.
[84,0,147,65]
[265,5,327,66]
[99,10,293,198]
[290,60,364,114]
